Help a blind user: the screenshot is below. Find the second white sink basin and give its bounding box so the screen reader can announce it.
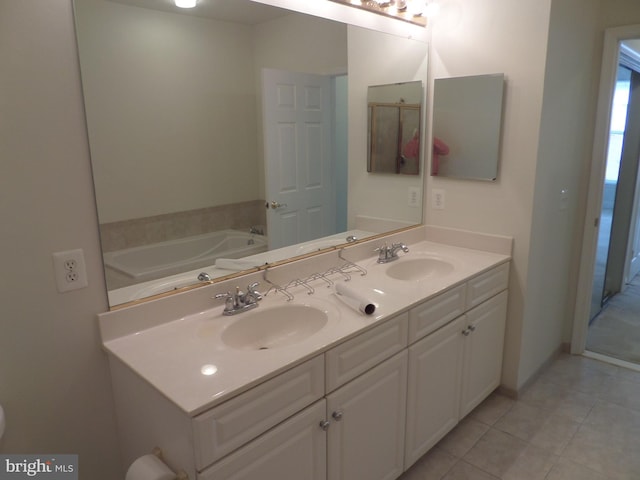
[221,304,329,350]
[385,257,454,281]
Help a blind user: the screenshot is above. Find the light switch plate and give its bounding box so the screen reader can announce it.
[432,189,445,210]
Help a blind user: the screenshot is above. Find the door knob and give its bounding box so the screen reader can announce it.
[319,420,331,431]
[269,201,287,210]
[332,410,343,421]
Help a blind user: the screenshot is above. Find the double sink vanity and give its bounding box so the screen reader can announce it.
[99,225,512,480]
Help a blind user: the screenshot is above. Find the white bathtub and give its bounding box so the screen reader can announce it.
[103,229,268,281]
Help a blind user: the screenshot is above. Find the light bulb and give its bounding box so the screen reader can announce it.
[175,0,197,8]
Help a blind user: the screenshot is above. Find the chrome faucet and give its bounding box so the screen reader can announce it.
[376,242,409,263]
[215,282,262,315]
[346,235,358,243]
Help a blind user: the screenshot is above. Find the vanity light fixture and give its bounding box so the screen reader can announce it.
[174,0,197,8]
[329,0,428,26]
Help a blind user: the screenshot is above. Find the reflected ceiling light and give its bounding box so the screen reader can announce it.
[200,364,218,376]
[175,0,197,8]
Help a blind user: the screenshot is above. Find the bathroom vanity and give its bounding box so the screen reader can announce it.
[99,226,511,480]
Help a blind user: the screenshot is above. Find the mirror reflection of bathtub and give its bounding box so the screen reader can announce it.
[106,229,373,305]
[104,230,268,288]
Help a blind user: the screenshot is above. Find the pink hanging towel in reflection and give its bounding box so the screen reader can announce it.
[403,129,420,159]
[431,137,450,175]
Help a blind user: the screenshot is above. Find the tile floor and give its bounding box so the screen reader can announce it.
[399,353,640,480]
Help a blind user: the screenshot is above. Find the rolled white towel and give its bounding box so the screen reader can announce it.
[335,283,377,315]
[215,258,259,271]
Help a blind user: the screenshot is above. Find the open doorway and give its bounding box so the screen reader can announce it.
[586,41,640,364]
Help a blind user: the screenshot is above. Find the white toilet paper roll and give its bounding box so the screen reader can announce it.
[335,283,377,315]
[125,454,175,480]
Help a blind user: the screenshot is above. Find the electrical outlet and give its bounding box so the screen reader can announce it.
[53,249,88,293]
[432,188,445,210]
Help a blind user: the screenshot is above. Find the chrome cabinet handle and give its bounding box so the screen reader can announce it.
[332,410,343,421]
[462,328,471,336]
[468,324,476,332]
[319,420,330,431]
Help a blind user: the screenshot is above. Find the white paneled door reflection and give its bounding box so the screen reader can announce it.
[262,68,336,250]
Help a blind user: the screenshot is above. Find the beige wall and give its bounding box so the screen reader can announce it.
[522,0,602,386]
[0,1,122,478]
[77,0,260,224]
[427,0,553,390]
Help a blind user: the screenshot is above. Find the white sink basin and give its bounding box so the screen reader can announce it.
[385,257,454,281]
[221,304,329,350]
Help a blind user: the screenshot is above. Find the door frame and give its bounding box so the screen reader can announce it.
[571,24,640,354]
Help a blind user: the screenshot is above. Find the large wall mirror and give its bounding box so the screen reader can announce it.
[431,73,505,181]
[73,0,428,307]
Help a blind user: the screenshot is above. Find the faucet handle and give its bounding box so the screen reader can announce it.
[214,291,235,311]
[392,242,409,253]
[374,243,388,253]
[246,282,262,302]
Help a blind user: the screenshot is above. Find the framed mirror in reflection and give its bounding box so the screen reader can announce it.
[73,0,427,307]
[431,73,505,181]
[367,81,423,175]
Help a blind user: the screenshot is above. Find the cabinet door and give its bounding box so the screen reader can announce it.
[198,400,326,480]
[327,351,408,480]
[405,316,465,469]
[460,290,508,418]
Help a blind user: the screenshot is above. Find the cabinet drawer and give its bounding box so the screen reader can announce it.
[326,313,408,392]
[193,355,324,469]
[466,263,509,310]
[408,284,466,343]
[198,400,327,480]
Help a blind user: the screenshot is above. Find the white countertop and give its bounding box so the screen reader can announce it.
[101,234,510,416]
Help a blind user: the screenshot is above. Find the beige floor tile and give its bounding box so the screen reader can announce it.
[493,401,581,454]
[597,375,640,412]
[518,378,595,422]
[545,458,608,480]
[501,443,558,480]
[541,358,612,395]
[462,429,528,478]
[582,400,640,438]
[528,414,580,455]
[493,402,548,441]
[468,392,514,426]
[399,447,458,480]
[562,423,626,476]
[437,418,490,458]
[615,365,640,384]
[441,461,499,480]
